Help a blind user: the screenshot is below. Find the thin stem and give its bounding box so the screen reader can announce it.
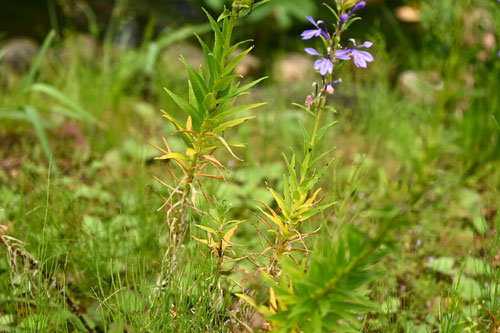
[300,96,327,184]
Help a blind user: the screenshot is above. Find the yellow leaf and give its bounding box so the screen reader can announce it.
[304,188,322,207]
[161,112,185,130]
[235,294,273,317]
[186,116,192,131]
[212,116,255,133]
[154,152,189,170]
[186,148,197,157]
[268,187,289,220]
[257,206,286,235]
[269,287,278,313]
[154,152,188,160]
[221,224,238,251]
[191,235,209,245]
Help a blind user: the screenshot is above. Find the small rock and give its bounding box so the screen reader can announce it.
[395,6,421,23]
[399,70,442,103]
[1,38,39,72]
[482,31,496,52]
[273,53,313,83]
[61,34,98,62]
[235,52,261,77]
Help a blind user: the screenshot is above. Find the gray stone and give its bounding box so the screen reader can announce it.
[273,53,313,83]
[1,38,39,72]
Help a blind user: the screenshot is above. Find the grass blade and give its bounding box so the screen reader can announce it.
[17,30,56,98]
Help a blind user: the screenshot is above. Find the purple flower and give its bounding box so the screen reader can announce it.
[305,47,334,76]
[301,16,330,40]
[339,1,366,30]
[339,14,349,30]
[351,1,367,14]
[334,41,374,68]
[323,78,342,94]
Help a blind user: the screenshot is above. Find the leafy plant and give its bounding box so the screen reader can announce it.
[153,1,267,277]
[239,226,393,332]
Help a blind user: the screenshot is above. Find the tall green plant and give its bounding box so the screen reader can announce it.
[153,1,267,276]
[236,1,397,330]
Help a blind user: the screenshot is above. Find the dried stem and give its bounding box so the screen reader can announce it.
[0,231,96,333]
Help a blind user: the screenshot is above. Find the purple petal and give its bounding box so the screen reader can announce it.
[306,16,320,28]
[351,1,366,14]
[352,50,373,68]
[355,50,374,62]
[305,48,324,56]
[314,59,333,76]
[334,49,352,60]
[339,14,349,30]
[358,41,373,48]
[352,53,367,68]
[301,29,321,40]
[320,23,331,40]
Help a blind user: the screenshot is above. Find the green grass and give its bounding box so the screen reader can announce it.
[1,0,499,331]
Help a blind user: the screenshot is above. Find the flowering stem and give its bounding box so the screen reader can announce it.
[300,88,328,184]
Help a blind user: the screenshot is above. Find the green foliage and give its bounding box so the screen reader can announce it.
[240,226,392,332]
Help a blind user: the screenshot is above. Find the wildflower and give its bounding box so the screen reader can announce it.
[339,14,350,30]
[325,84,335,94]
[305,94,314,110]
[305,47,334,76]
[301,16,330,40]
[350,1,367,14]
[335,41,374,68]
[323,78,341,94]
[339,1,366,30]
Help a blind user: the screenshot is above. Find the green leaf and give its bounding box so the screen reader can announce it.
[30,83,101,125]
[232,76,268,96]
[323,3,339,21]
[214,102,266,120]
[380,297,401,314]
[316,121,338,143]
[194,33,220,83]
[225,39,253,59]
[0,109,29,121]
[212,116,255,133]
[213,74,241,92]
[195,224,218,234]
[455,277,481,302]
[203,92,217,112]
[179,56,208,107]
[426,257,457,276]
[202,8,224,59]
[223,46,253,76]
[18,30,56,97]
[463,257,492,276]
[164,87,201,129]
[292,102,315,118]
[471,214,488,235]
[24,106,56,170]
